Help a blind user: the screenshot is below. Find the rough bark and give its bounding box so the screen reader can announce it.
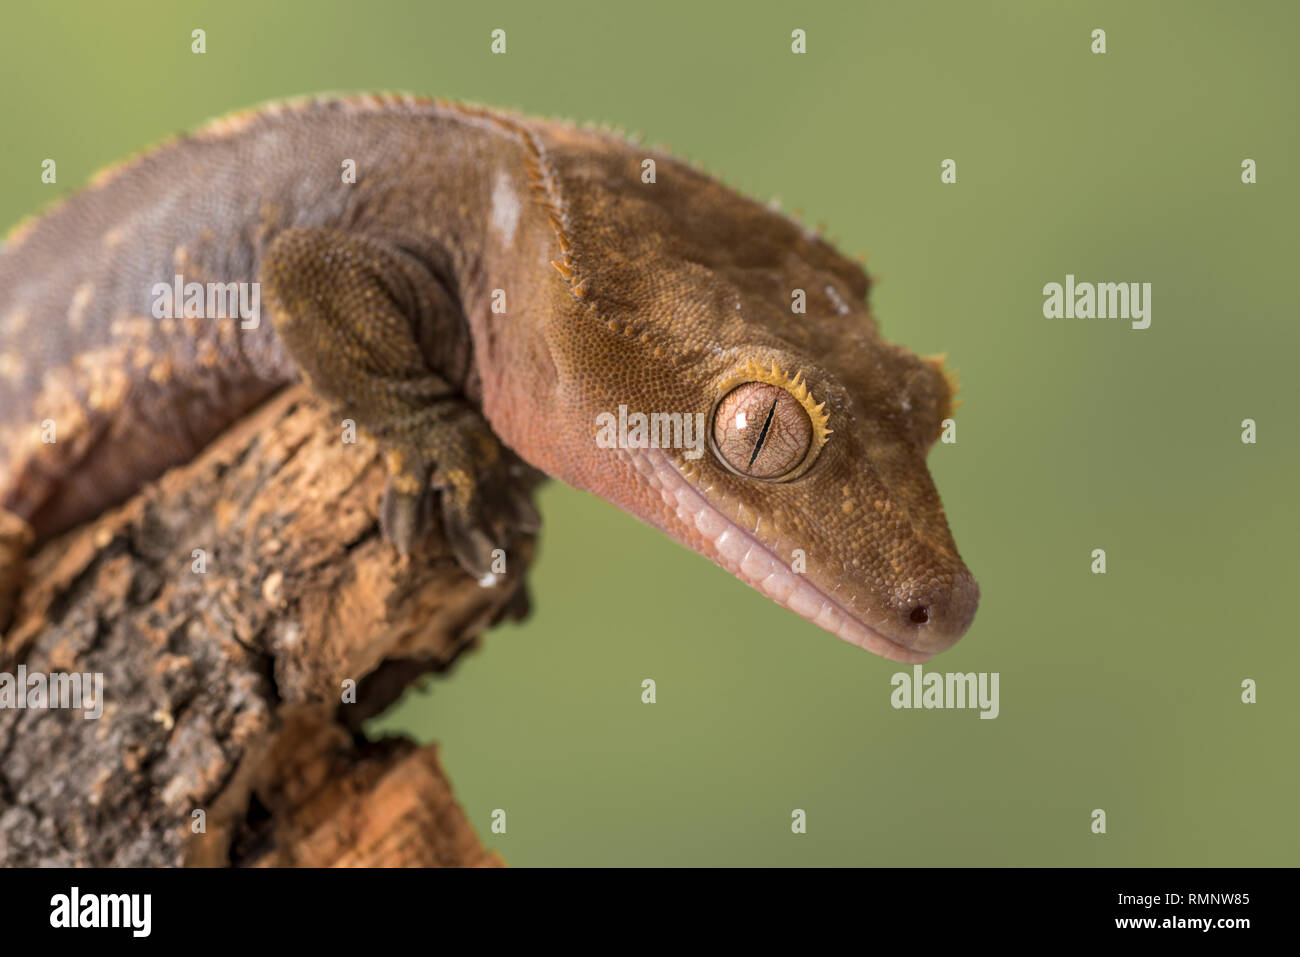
[0,386,530,866]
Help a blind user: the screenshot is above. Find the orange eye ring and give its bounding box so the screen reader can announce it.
[709,360,831,482]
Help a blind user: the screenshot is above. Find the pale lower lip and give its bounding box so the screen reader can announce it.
[626,449,933,664]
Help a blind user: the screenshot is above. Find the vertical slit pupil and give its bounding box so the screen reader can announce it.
[747,398,778,470]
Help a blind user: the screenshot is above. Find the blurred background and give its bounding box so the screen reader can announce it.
[2,0,1295,866]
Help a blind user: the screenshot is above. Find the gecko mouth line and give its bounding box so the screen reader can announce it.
[626,448,934,663]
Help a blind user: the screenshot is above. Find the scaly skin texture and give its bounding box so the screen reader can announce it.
[0,95,978,660]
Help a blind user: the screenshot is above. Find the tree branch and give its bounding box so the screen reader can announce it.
[0,386,528,866]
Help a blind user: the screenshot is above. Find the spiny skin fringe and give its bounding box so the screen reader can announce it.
[923,353,962,417]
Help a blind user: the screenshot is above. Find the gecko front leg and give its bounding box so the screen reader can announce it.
[261,227,539,580]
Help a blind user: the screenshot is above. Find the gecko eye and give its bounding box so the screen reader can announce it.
[712,382,813,479]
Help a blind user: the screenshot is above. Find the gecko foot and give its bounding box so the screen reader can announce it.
[378,419,542,583]
[433,448,542,583]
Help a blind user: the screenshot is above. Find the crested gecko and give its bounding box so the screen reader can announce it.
[0,95,978,662]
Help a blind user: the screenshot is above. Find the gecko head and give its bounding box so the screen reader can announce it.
[511,141,978,661]
[531,258,979,663]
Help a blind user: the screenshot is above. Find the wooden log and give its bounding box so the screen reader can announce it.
[0,386,530,866]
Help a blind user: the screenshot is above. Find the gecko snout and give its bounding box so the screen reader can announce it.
[897,565,980,655]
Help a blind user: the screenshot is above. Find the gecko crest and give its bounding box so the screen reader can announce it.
[921,353,961,422]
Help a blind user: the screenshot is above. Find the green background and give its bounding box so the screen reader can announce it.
[3,1,1296,866]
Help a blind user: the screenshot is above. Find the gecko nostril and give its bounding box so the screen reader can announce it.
[909,605,930,625]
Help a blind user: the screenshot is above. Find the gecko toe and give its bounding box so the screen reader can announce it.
[441,498,501,581]
[379,476,432,557]
[506,485,542,535]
